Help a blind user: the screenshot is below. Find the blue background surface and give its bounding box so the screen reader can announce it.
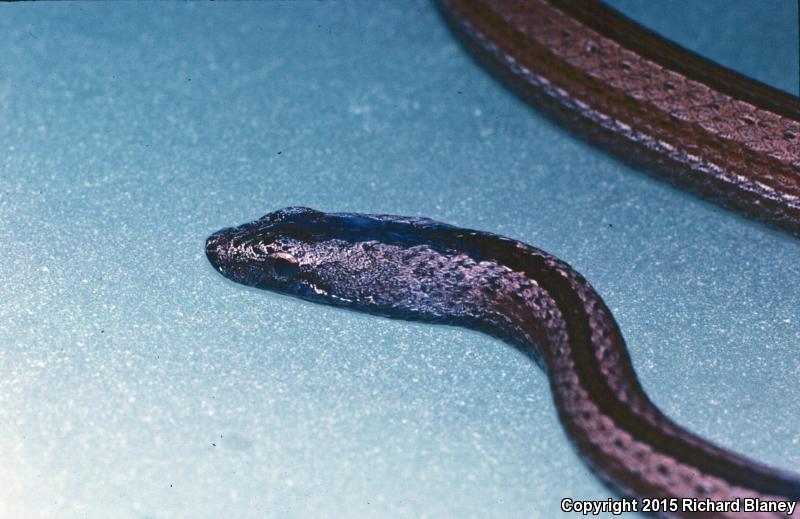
[1,2,798,518]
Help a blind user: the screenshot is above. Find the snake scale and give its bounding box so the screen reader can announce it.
[207,1,800,517]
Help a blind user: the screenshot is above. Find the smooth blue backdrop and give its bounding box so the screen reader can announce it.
[1,2,797,518]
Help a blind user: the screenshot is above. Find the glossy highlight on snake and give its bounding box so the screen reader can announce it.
[207,1,800,517]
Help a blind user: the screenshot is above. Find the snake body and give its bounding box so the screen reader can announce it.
[206,207,799,518]
[206,1,800,517]
[439,0,800,235]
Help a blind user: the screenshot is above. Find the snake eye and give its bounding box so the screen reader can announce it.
[270,254,299,280]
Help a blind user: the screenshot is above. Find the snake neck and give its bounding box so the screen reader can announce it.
[448,237,800,516]
[330,231,800,510]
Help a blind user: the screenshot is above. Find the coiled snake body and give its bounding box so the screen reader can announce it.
[206,1,800,517]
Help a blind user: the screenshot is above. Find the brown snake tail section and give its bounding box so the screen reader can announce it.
[438,0,800,235]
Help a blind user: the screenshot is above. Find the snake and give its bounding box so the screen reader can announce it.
[205,1,800,517]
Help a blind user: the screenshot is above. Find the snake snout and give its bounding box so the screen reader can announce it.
[205,230,231,271]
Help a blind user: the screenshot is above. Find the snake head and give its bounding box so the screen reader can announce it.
[205,207,325,297]
[205,206,469,320]
[205,206,391,307]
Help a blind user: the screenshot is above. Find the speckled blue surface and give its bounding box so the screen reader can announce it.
[1,2,798,518]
